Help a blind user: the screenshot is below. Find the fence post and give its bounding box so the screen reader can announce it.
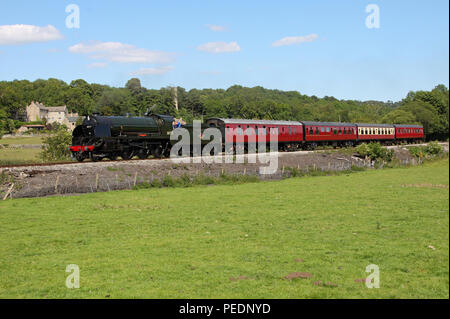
[54,175,59,193]
[2,183,14,200]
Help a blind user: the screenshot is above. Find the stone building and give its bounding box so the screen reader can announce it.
[26,101,79,130]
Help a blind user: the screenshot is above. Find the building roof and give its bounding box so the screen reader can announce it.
[30,102,67,112]
[40,106,67,112]
[207,118,303,126]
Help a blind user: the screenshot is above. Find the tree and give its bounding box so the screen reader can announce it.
[40,126,72,161]
[125,78,142,94]
[382,109,416,124]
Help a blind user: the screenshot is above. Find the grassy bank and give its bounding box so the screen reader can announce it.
[0,136,43,145]
[0,159,448,298]
[0,148,43,165]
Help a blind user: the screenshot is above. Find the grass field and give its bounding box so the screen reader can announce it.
[0,148,42,165]
[0,160,448,299]
[0,136,43,145]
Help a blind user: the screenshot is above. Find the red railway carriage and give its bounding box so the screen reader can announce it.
[205,118,304,150]
[301,121,357,148]
[356,123,395,143]
[394,124,424,142]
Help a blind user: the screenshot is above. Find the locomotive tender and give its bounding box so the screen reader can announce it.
[70,114,425,161]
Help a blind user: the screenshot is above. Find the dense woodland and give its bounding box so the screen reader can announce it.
[0,78,448,140]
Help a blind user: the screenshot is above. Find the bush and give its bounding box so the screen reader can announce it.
[424,141,443,155]
[162,175,176,187]
[408,146,424,159]
[355,143,370,158]
[356,142,394,162]
[40,127,72,161]
[409,141,443,159]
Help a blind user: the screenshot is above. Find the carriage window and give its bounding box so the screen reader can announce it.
[334,129,337,135]
[321,127,325,133]
[326,127,330,133]
[315,127,320,134]
[309,128,314,135]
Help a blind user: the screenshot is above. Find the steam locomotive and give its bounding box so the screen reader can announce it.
[70,113,175,162]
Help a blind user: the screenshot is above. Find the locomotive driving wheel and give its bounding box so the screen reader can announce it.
[89,153,103,162]
[74,152,85,162]
[151,145,163,158]
[137,149,149,159]
[121,150,134,160]
[107,154,118,161]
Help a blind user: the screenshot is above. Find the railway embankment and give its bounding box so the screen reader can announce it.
[1,143,448,199]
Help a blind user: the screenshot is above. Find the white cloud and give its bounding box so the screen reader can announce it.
[272,34,318,47]
[205,24,227,32]
[69,41,175,64]
[0,24,63,45]
[197,41,240,54]
[87,62,108,68]
[130,66,174,76]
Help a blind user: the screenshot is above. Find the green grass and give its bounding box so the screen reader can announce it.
[0,136,43,145]
[0,160,448,299]
[0,148,43,165]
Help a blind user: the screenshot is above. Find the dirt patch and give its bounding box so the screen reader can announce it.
[354,278,370,283]
[295,258,304,263]
[284,272,313,280]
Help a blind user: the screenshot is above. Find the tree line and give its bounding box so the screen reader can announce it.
[0,78,448,140]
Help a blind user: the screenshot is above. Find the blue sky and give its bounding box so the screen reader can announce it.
[0,0,448,101]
